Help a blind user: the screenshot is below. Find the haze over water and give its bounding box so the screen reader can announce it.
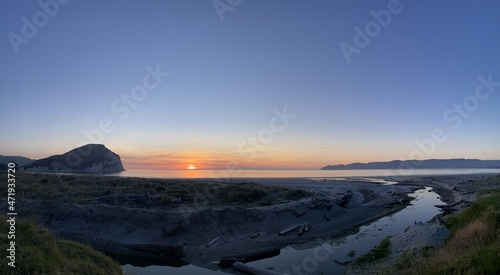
[111,168,500,179]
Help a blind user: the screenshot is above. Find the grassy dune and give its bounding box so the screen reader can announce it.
[0,172,309,208]
[0,217,123,275]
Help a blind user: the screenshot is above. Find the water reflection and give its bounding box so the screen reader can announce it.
[246,187,443,274]
[122,264,225,275]
[121,187,444,274]
[111,169,500,179]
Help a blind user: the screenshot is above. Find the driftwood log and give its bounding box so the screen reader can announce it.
[85,193,162,202]
[434,199,466,215]
[232,261,285,275]
[295,211,305,217]
[334,190,352,208]
[219,247,281,267]
[316,205,330,221]
[250,232,261,239]
[278,224,300,236]
[128,244,183,259]
[304,224,310,232]
[206,236,221,247]
[434,199,464,209]
[297,224,311,236]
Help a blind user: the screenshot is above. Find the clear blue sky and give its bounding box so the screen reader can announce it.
[1,0,499,169]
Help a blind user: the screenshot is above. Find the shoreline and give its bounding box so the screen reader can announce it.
[9,172,499,272]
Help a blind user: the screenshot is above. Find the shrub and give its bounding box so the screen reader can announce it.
[155,185,166,192]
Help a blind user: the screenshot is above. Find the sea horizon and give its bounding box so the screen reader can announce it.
[109,168,500,180]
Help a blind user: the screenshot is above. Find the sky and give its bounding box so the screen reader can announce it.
[1,0,499,170]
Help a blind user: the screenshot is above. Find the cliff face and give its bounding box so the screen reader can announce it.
[21,144,124,173]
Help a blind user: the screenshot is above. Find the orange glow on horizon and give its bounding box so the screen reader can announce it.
[117,147,386,170]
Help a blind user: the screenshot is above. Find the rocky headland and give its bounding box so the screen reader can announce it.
[20,144,124,173]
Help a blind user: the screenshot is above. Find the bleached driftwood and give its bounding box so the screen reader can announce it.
[298,224,305,236]
[128,243,183,259]
[278,224,300,236]
[219,247,281,267]
[85,193,162,201]
[232,261,285,275]
[206,236,220,247]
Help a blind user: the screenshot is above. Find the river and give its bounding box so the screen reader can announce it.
[122,186,444,274]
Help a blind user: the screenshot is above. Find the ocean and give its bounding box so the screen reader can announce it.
[109,168,500,180]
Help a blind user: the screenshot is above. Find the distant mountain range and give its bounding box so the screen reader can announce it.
[321,159,500,170]
[19,144,124,173]
[0,155,35,169]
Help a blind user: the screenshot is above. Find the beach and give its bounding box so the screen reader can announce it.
[7,172,499,273]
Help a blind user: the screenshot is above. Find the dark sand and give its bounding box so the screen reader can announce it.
[16,175,420,270]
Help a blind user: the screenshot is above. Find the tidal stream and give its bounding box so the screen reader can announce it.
[123,187,444,274]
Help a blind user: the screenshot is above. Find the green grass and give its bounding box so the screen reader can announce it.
[0,217,123,275]
[355,237,391,263]
[445,189,500,234]
[0,172,311,207]
[392,181,500,275]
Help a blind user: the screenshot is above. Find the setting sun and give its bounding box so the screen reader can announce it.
[187,164,197,170]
